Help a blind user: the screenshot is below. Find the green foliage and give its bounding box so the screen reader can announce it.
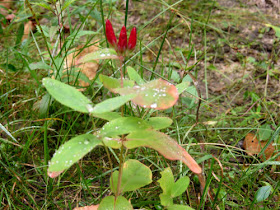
[110,159,152,194]
[158,168,193,209]
[114,79,179,110]
[42,78,92,113]
[48,134,101,176]
[98,196,133,210]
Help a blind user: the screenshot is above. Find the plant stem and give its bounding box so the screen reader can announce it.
[116,56,126,197]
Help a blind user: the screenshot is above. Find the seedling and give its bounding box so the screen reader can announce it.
[43,19,202,209]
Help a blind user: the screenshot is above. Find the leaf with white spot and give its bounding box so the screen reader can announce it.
[113,79,179,110]
[99,74,134,91]
[43,78,93,113]
[100,117,152,137]
[81,48,118,61]
[48,134,102,178]
[124,130,202,174]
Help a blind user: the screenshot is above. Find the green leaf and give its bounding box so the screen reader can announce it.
[33,93,53,117]
[48,134,101,178]
[124,130,202,174]
[100,117,151,137]
[62,0,78,11]
[32,2,53,11]
[171,176,190,198]
[98,196,133,210]
[167,205,194,210]
[146,117,173,130]
[99,74,134,91]
[127,66,145,85]
[43,78,93,113]
[266,24,280,38]
[91,112,121,121]
[255,185,272,203]
[15,23,24,46]
[159,194,173,206]
[114,79,179,110]
[102,137,122,149]
[110,159,152,194]
[81,48,118,62]
[158,167,175,195]
[176,81,190,95]
[29,61,52,70]
[90,94,136,114]
[258,124,273,140]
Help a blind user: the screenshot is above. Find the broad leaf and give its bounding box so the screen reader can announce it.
[43,78,92,113]
[127,66,145,85]
[125,130,202,174]
[113,79,179,110]
[110,159,152,194]
[81,48,118,61]
[176,81,190,94]
[90,94,136,113]
[100,117,152,137]
[167,205,194,210]
[99,74,134,91]
[98,196,133,210]
[102,137,122,149]
[171,176,190,198]
[48,134,101,178]
[159,194,173,206]
[255,185,272,203]
[158,167,174,195]
[146,117,173,130]
[91,112,121,121]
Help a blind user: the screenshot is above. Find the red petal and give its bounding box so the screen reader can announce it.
[117,26,127,53]
[128,27,137,50]
[105,20,117,47]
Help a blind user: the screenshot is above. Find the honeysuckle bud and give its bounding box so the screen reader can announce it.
[105,20,117,47]
[117,26,127,53]
[128,27,137,51]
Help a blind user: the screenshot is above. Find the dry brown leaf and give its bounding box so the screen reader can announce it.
[0,0,11,17]
[243,133,280,161]
[22,21,34,41]
[64,43,99,90]
[73,205,99,210]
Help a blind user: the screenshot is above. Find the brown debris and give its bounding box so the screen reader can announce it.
[242,133,280,161]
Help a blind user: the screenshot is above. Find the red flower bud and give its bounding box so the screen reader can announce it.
[105,20,117,47]
[128,27,137,51]
[117,26,127,53]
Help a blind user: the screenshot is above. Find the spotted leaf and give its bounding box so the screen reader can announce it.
[113,79,179,110]
[81,48,118,61]
[100,117,151,137]
[43,78,92,113]
[99,74,134,91]
[124,130,201,174]
[48,134,102,178]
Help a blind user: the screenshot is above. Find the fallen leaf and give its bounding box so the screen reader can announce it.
[242,133,279,161]
[73,205,99,210]
[22,21,34,41]
[59,43,99,90]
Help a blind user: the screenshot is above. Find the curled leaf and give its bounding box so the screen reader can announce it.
[124,130,202,174]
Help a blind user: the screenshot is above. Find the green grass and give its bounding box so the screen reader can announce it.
[1,0,280,209]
